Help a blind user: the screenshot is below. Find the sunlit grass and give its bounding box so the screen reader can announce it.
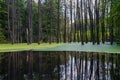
[0,42,120,53]
[0,43,65,52]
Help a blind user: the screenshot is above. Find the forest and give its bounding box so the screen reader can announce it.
[0,0,120,45]
[1,0,120,79]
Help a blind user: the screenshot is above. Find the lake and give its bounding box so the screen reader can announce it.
[0,51,120,80]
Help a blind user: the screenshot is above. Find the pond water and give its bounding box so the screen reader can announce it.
[0,51,120,80]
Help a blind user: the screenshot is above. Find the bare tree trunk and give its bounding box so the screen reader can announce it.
[38,0,42,44]
[27,0,33,44]
[70,0,72,42]
[16,0,20,43]
[74,1,76,42]
[106,0,109,42]
[76,0,80,42]
[81,0,84,45]
[64,0,67,43]
[95,0,100,44]
[101,0,105,44]
[57,0,60,43]
[30,0,33,44]
[78,0,82,42]
[84,0,88,43]
[7,0,12,42]
[110,0,114,45]
[88,0,94,44]
[49,0,53,44]
[12,0,15,44]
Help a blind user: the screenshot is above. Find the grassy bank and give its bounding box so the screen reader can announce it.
[0,42,120,53]
[0,43,64,52]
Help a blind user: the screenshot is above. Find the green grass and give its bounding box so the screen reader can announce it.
[0,42,120,53]
[0,43,64,52]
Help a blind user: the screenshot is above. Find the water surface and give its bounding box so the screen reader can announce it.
[0,51,120,80]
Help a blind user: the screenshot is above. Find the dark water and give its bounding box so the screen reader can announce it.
[0,51,120,80]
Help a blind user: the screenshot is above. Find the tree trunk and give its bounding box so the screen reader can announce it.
[38,0,42,44]
[64,0,66,43]
[7,0,12,42]
[88,0,94,44]
[84,0,88,43]
[95,0,100,44]
[101,0,105,44]
[27,0,33,44]
[70,0,72,42]
[81,0,84,45]
[49,0,53,44]
[57,0,60,43]
[12,0,15,44]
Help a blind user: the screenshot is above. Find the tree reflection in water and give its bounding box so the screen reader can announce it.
[0,51,120,80]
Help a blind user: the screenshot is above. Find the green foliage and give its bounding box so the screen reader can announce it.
[0,0,7,43]
[41,0,59,41]
[0,0,61,43]
[0,24,7,43]
[109,0,120,44]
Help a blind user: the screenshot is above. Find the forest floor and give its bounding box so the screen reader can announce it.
[0,42,120,53]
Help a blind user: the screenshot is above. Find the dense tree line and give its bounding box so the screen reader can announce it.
[0,0,61,44]
[108,0,120,44]
[0,0,7,43]
[0,0,120,44]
